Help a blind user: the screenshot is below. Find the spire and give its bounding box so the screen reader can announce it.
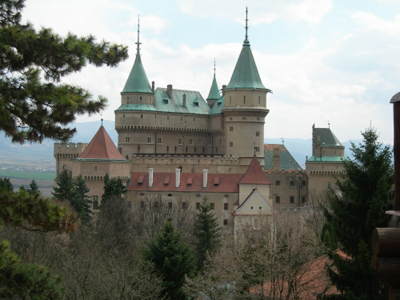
[207,59,220,100]
[122,15,153,94]
[225,8,267,91]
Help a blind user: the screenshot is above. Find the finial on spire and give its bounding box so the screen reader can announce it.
[245,7,248,40]
[101,118,103,126]
[213,59,216,76]
[328,120,330,128]
[136,15,141,53]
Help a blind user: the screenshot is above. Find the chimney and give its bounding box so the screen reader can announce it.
[149,168,153,188]
[222,85,226,96]
[183,94,186,108]
[391,93,400,211]
[175,168,180,188]
[203,169,208,188]
[273,147,280,171]
[152,81,155,93]
[167,84,173,99]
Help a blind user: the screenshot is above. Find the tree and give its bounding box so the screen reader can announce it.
[0,0,128,143]
[73,175,92,224]
[52,170,75,202]
[193,196,221,272]
[143,221,196,300]
[101,173,125,204]
[322,128,393,299]
[27,179,39,196]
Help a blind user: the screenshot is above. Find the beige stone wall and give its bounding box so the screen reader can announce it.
[127,190,238,233]
[224,90,267,108]
[120,92,154,105]
[54,143,88,176]
[238,184,271,206]
[266,172,308,208]
[306,161,344,197]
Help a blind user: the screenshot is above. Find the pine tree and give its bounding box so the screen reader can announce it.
[322,128,393,299]
[193,197,221,271]
[0,177,13,192]
[143,222,196,300]
[27,179,39,196]
[52,170,75,202]
[0,0,128,143]
[73,175,92,224]
[101,174,125,204]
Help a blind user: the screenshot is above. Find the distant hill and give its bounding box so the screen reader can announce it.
[1,120,363,169]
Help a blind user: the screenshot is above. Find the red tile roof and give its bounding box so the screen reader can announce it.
[239,155,272,185]
[128,172,243,193]
[77,126,126,160]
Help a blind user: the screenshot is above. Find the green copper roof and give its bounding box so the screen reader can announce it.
[264,144,303,171]
[207,74,220,100]
[115,104,156,112]
[313,128,343,148]
[225,39,267,91]
[122,51,153,94]
[307,156,344,162]
[210,95,225,115]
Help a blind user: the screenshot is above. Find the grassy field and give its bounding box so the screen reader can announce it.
[0,170,56,181]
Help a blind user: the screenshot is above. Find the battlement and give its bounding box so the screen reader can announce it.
[54,142,89,156]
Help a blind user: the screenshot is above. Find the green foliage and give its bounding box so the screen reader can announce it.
[322,128,393,299]
[72,175,92,224]
[0,239,64,299]
[101,173,125,204]
[27,179,39,196]
[0,0,128,143]
[193,197,221,271]
[52,170,75,202]
[143,222,196,300]
[0,177,13,192]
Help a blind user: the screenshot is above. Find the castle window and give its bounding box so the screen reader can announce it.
[258,96,260,104]
[93,196,99,210]
[250,206,254,210]
[168,202,173,209]
[182,202,188,209]
[302,196,306,203]
[126,137,130,142]
[95,165,97,172]
[194,102,199,106]
[189,139,193,145]
[194,147,197,153]
[126,155,128,160]
[302,180,306,186]
[290,180,294,187]
[210,203,215,210]
[141,115,143,118]
[290,196,294,203]
[140,201,145,209]
[167,116,169,120]
[242,117,246,120]
[196,202,200,209]
[259,206,262,210]
[229,126,233,132]
[123,114,125,118]
[243,96,246,103]
[254,147,260,152]
[219,139,222,145]
[328,182,331,189]
[275,196,280,203]
[157,138,162,144]
[147,137,152,143]
[163,99,168,104]
[127,201,132,208]
[224,203,228,210]
[224,219,228,225]
[229,142,233,147]
[256,131,260,137]
[178,138,183,145]
[127,96,130,101]
[140,96,142,101]
[216,147,218,153]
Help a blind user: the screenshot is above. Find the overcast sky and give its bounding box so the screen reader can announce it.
[22,0,400,144]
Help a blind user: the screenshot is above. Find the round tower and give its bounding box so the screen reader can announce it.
[223,8,271,167]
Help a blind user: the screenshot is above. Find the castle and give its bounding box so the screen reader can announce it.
[54,10,345,233]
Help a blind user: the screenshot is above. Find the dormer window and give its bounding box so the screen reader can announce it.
[163,99,169,104]
[194,101,199,106]
[127,96,130,100]
[137,175,144,186]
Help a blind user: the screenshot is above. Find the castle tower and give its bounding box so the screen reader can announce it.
[206,60,220,109]
[115,17,155,158]
[223,8,270,169]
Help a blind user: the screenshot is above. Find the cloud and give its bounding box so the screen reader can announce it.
[352,12,400,38]
[285,0,332,25]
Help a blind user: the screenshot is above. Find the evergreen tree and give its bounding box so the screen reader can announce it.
[27,179,39,196]
[143,222,196,300]
[101,174,125,204]
[0,0,128,143]
[73,175,92,224]
[52,170,75,202]
[322,128,393,299]
[0,177,13,192]
[193,197,221,271]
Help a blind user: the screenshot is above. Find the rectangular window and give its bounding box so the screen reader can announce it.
[254,147,259,152]
[126,137,130,142]
[276,180,280,186]
[256,131,260,137]
[290,196,294,203]
[302,196,306,203]
[224,219,228,225]
[229,142,233,147]
[157,137,162,144]
[147,137,151,143]
[196,202,200,210]
[93,196,99,210]
[290,180,294,187]
[182,202,188,209]
[275,196,280,204]
[95,165,97,172]
[210,203,215,210]
[224,203,228,210]
[168,202,173,209]
[189,139,193,145]
[302,180,306,186]
[229,126,233,132]
[242,117,247,120]
[140,201,145,209]
[178,138,183,145]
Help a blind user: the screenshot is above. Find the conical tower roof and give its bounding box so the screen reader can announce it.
[239,155,271,185]
[225,9,267,91]
[207,74,220,100]
[121,18,152,94]
[77,126,126,160]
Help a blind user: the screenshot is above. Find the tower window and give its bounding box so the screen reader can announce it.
[276,180,280,186]
[140,96,142,100]
[275,196,280,203]
[127,96,130,100]
[258,96,260,104]
[126,137,130,142]
[242,117,246,120]
[147,137,151,143]
[178,138,183,145]
[157,138,162,144]
[254,147,259,152]
[244,96,246,103]
[256,131,260,137]
[95,165,97,172]
[189,139,193,145]
[290,196,294,203]
[123,114,125,119]
[141,115,143,118]
[224,203,228,210]
[229,142,233,147]
[229,126,233,132]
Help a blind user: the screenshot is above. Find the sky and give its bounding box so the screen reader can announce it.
[22,0,400,144]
